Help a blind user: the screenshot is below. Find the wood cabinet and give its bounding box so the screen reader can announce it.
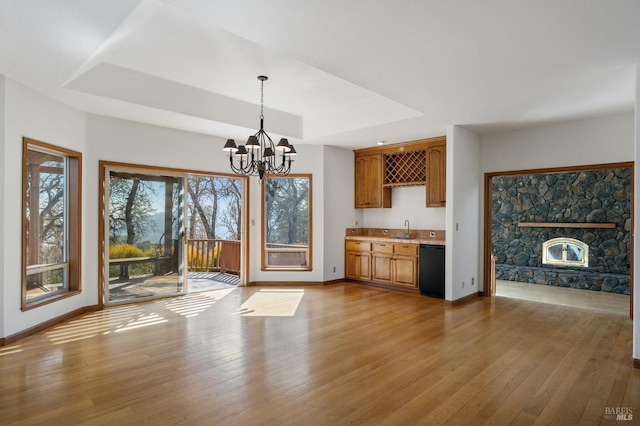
[354,154,391,208]
[426,143,446,207]
[353,136,445,208]
[371,242,394,284]
[345,241,372,281]
[347,240,418,290]
[388,243,418,289]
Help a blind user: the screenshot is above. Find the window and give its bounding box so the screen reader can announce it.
[22,138,81,309]
[262,175,311,270]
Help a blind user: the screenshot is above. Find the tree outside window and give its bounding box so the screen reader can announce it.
[262,175,312,270]
[22,138,81,309]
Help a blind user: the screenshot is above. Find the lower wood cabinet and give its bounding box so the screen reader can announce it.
[392,255,418,288]
[345,241,372,281]
[346,240,418,290]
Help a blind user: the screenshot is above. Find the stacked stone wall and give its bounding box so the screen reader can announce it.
[492,167,631,294]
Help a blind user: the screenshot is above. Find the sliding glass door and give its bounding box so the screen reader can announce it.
[103,168,186,304]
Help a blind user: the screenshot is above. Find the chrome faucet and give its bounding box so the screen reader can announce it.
[404,220,411,238]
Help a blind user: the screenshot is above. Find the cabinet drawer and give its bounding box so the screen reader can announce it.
[346,241,371,252]
[394,243,418,256]
[372,242,393,254]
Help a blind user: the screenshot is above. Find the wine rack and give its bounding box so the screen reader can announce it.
[384,150,426,186]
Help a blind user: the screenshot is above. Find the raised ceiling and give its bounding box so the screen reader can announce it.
[1,0,639,149]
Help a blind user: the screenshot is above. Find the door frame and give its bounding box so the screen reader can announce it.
[482,161,634,319]
[98,161,250,308]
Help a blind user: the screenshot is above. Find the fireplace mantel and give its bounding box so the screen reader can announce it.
[517,222,616,229]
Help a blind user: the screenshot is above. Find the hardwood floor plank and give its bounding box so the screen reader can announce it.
[0,283,637,425]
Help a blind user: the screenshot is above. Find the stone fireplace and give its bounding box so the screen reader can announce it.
[491,167,631,294]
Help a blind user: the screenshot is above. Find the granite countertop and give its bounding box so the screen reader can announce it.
[345,235,445,246]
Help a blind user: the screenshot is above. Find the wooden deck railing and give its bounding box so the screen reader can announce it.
[187,239,241,274]
[265,243,309,267]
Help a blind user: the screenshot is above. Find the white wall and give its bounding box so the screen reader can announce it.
[323,145,357,281]
[482,113,635,172]
[2,78,88,337]
[361,186,446,230]
[446,125,481,301]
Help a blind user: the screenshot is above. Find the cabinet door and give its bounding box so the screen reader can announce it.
[354,156,369,208]
[354,154,391,208]
[372,254,393,284]
[345,251,361,280]
[367,154,383,207]
[426,144,446,207]
[358,252,372,280]
[393,256,418,288]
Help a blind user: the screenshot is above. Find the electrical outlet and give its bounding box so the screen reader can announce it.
[333,266,336,273]
[472,277,475,285]
[429,231,436,238]
[462,281,465,288]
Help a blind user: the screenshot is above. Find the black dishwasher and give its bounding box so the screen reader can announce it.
[419,244,445,299]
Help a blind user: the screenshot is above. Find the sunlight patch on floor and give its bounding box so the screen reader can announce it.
[114,313,168,332]
[235,289,304,317]
[164,287,236,317]
[0,345,23,356]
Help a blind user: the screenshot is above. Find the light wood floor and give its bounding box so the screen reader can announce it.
[496,280,631,316]
[1,283,638,425]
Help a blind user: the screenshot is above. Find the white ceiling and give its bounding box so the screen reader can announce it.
[1,0,639,149]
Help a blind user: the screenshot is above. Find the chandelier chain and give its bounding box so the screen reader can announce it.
[260,78,264,120]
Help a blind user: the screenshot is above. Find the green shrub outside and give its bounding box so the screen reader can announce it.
[109,244,158,278]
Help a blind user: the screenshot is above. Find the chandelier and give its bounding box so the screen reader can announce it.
[223,75,296,180]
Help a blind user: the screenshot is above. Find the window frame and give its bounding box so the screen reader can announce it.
[22,138,82,310]
[261,174,312,271]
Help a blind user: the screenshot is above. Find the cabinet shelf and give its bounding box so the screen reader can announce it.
[383,181,426,188]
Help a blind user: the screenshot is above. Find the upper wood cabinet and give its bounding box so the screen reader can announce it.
[426,143,446,207]
[353,136,446,208]
[354,154,391,208]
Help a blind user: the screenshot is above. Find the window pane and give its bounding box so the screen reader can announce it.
[26,267,66,300]
[264,176,310,269]
[26,150,66,267]
[25,147,69,303]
